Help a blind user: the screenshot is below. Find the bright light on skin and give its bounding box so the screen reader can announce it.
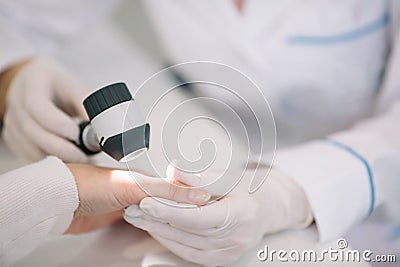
[119,148,147,163]
[166,163,175,183]
[110,169,170,184]
[110,169,134,185]
[110,169,131,180]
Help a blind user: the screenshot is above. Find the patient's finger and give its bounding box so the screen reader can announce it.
[131,171,211,205]
[137,197,229,230]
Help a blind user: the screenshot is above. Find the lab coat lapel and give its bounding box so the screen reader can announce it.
[377,0,400,112]
[186,0,245,47]
[377,0,400,111]
[186,0,297,70]
[244,0,299,38]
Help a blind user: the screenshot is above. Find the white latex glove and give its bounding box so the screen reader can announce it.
[124,166,314,266]
[2,58,89,162]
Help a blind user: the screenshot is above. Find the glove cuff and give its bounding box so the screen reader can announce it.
[253,167,314,235]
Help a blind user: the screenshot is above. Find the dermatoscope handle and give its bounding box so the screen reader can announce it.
[74,121,101,155]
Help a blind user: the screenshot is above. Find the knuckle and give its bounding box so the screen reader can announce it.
[123,184,143,204]
[111,191,130,209]
[167,184,179,200]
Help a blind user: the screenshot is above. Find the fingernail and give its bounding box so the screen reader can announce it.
[166,160,178,180]
[188,189,211,203]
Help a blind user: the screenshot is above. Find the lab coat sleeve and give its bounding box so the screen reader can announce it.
[0,156,79,267]
[274,102,400,242]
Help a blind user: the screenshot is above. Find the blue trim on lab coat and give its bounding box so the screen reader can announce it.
[287,11,390,45]
[324,138,375,218]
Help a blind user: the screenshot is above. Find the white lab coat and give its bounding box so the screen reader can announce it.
[0,0,400,265]
[144,0,400,241]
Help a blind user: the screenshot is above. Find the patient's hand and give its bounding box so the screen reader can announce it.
[64,163,211,234]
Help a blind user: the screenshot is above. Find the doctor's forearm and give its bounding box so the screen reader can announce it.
[273,102,400,241]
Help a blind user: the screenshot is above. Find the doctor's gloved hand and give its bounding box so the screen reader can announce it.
[1,58,89,163]
[124,167,314,266]
[64,163,211,235]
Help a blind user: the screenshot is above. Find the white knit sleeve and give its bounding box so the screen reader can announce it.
[0,156,79,266]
